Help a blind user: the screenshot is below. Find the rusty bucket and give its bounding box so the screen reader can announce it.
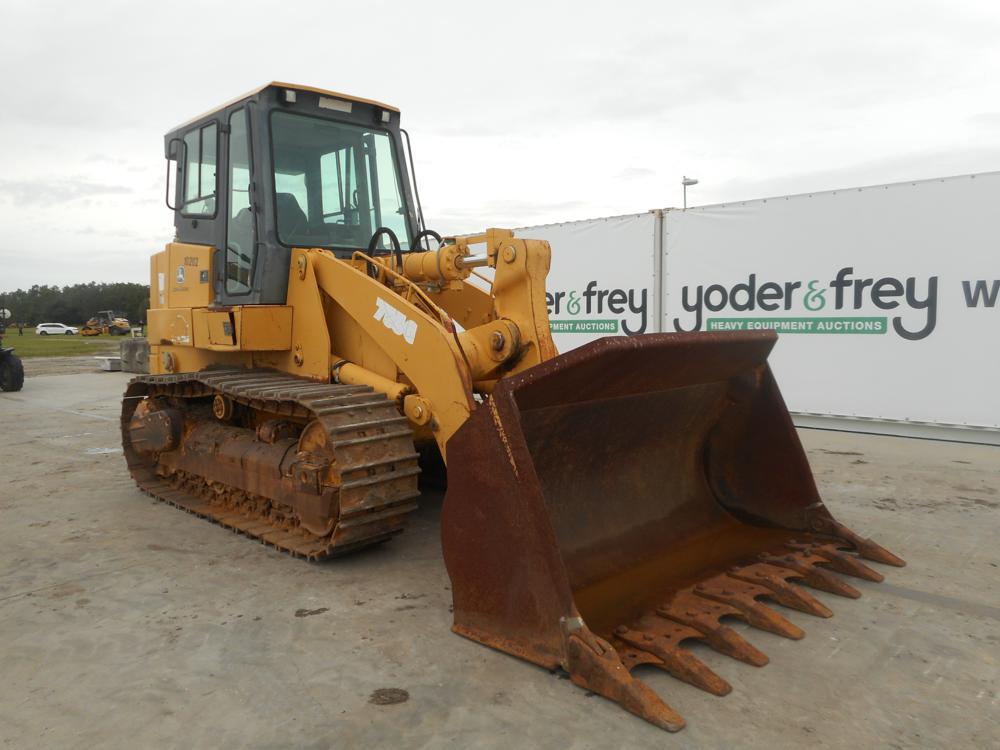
[441,330,903,731]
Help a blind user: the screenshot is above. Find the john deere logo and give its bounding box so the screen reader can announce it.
[176,265,186,284]
[673,267,939,341]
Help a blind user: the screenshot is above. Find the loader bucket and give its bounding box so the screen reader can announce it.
[441,330,903,731]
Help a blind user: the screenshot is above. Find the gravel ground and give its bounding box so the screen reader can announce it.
[0,372,997,749]
[20,355,116,377]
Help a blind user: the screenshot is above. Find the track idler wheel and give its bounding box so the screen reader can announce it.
[128,404,182,454]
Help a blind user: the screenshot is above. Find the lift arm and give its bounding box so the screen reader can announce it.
[298,228,558,458]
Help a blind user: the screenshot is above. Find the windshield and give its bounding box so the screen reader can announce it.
[271,111,411,251]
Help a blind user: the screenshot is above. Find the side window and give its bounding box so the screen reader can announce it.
[182,122,217,216]
[362,132,408,247]
[226,110,254,294]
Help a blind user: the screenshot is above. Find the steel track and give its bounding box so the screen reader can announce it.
[121,368,421,559]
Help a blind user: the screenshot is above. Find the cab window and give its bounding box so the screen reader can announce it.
[271,111,410,251]
[182,122,217,216]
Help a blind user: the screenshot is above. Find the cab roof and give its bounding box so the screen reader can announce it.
[167,81,400,134]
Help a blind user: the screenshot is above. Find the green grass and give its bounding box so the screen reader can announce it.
[2,330,122,358]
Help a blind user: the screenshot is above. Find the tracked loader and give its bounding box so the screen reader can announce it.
[122,82,904,731]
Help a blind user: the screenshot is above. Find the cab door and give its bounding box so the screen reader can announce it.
[219,107,259,303]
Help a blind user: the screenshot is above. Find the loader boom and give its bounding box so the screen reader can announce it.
[297,228,558,455]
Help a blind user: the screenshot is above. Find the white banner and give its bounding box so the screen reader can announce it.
[662,173,1000,433]
[517,213,659,353]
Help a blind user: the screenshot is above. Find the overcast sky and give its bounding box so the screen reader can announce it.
[1,0,999,291]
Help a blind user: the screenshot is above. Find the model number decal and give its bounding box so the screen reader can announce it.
[373,297,417,345]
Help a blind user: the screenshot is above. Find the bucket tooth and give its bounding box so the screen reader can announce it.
[615,623,731,696]
[761,552,861,598]
[791,542,885,582]
[693,577,805,640]
[811,519,906,567]
[566,631,686,732]
[619,646,667,672]
[657,592,769,667]
[843,533,906,568]
[726,563,833,618]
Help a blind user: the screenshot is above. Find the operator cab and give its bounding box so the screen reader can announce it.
[164,82,425,306]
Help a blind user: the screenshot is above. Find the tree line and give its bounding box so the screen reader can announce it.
[0,283,149,327]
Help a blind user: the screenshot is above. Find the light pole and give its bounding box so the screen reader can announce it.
[682,176,698,209]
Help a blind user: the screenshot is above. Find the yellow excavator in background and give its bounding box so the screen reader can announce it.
[122,82,904,731]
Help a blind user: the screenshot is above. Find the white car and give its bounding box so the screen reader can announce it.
[36,323,79,335]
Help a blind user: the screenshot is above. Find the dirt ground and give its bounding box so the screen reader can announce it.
[21,355,114,377]
[0,371,997,749]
